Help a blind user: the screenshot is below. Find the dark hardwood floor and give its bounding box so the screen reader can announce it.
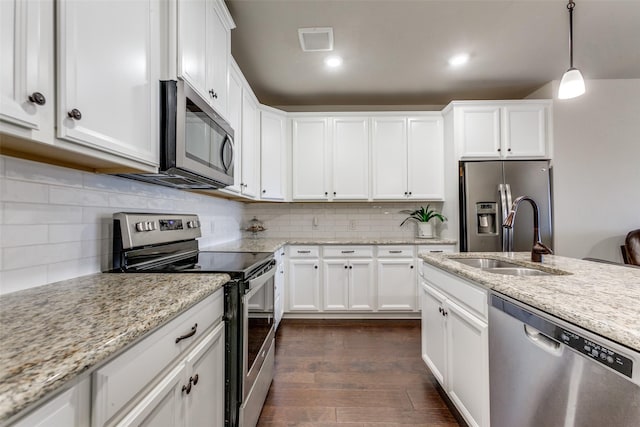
[257,319,462,427]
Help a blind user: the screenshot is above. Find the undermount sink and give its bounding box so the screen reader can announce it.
[451,257,556,276]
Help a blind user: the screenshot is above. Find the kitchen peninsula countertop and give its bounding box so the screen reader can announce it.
[419,252,640,353]
[205,237,457,253]
[0,272,230,423]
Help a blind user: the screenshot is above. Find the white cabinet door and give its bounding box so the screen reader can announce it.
[205,2,229,117]
[323,259,349,311]
[260,109,286,200]
[407,116,444,200]
[420,282,447,386]
[288,259,321,311]
[332,117,370,200]
[114,364,186,427]
[226,62,243,193]
[240,92,259,198]
[178,0,207,98]
[0,0,54,144]
[502,104,547,158]
[292,118,329,200]
[371,117,407,199]
[458,106,501,158]
[274,250,286,328]
[12,378,90,427]
[348,259,375,311]
[377,258,417,311]
[57,0,159,166]
[184,323,225,427]
[445,299,490,427]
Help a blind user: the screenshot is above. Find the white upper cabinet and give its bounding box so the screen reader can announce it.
[451,101,551,159]
[240,91,260,198]
[225,61,243,194]
[178,0,234,118]
[331,117,370,200]
[372,114,444,200]
[260,108,287,201]
[291,117,329,200]
[56,0,160,166]
[0,0,54,144]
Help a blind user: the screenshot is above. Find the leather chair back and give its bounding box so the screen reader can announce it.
[624,229,640,266]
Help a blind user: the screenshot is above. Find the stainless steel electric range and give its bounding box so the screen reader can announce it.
[111,212,275,427]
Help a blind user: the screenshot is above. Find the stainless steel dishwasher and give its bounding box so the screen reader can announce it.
[489,293,640,427]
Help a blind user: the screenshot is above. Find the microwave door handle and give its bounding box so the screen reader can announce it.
[221,136,234,172]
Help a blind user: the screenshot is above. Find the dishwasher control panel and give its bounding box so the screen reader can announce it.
[559,329,633,378]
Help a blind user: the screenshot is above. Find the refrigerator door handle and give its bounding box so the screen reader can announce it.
[499,184,510,252]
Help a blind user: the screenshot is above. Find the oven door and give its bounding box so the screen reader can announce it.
[242,264,276,400]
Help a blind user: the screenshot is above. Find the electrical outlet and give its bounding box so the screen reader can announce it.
[349,220,356,230]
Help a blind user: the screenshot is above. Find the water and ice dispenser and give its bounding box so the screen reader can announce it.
[476,202,497,235]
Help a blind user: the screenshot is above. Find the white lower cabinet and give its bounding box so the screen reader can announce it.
[322,258,374,311]
[287,248,321,311]
[274,248,286,328]
[92,291,225,427]
[377,258,417,311]
[10,378,90,427]
[420,263,489,427]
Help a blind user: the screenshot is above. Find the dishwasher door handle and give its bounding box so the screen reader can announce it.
[524,324,562,355]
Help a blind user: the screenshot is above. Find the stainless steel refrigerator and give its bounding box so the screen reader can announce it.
[459,160,553,252]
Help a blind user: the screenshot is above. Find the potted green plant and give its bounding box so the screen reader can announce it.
[400,205,447,238]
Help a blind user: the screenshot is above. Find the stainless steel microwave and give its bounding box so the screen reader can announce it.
[118,79,234,189]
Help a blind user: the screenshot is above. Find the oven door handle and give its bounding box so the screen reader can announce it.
[246,263,276,296]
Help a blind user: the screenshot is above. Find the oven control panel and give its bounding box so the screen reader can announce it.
[114,213,202,249]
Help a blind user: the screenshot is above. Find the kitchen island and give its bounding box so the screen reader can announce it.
[0,272,230,424]
[419,252,640,351]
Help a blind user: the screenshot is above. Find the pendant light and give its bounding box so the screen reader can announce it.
[558,0,585,99]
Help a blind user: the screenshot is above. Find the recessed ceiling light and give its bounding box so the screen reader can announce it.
[325,56,343,68]
[448,53,470,67]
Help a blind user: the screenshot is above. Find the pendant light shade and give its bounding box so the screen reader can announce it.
[558,0,585,99]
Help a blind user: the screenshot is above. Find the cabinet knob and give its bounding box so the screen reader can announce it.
[28,92,46,106]
[344,265,348,269]
[324,192,328,196]
[497,148,501,152]
[192,374,199,386]
[438,307,443,314]
[507,148,512,152]
[410,265,414,269]
[314,265,318,269]
[209,89,218,99]
[333,192,337,196]
[67,109,82,120]
[404,192,408,196]
[408,191,412,196]
[262,189,266,193]
[182,382,192,394]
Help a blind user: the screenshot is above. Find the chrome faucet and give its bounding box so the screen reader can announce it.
[502,196,553,262]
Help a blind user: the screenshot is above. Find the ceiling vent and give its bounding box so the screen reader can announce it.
[298,27,334,52]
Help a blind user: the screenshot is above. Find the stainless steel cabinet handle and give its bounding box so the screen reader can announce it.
[341,250,355,254]
[389,250,402,254]
[28,92,46,105]
[175,323,198,343]
[297,250,311,254]
[67,109,82,120]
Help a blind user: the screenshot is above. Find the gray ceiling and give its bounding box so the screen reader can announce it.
[225,0,640,108]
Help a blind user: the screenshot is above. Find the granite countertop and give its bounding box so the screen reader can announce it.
[205,237,457,253]
[419,252,640,353]
[0,272,230,423]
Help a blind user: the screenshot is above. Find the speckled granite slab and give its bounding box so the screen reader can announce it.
[205,237,457,253]
[419,252,640,353]
[0,273,229,423]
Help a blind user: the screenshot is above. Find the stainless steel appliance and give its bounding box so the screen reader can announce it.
[118,79,234,189]
[459,160,553,252]
[489,293,640,427]
[111,212,275,427]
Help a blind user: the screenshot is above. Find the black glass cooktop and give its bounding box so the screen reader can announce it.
[129,251,273,277]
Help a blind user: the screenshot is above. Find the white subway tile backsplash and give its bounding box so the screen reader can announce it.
[0,155,244,294]
[4,202,83,224]
[0,179,49,203]
[5,156,83,187]
[0,225,49,247]
[0,266,48,294]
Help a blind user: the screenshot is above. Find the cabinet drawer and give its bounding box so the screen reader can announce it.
[418,244,457,254]
[323,246,374,258]
[288,246,320,258]
[377,246,415,258]
[92,289,224,426]
[421,262,487,320]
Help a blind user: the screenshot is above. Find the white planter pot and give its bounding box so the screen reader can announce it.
[417,222,434,239]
